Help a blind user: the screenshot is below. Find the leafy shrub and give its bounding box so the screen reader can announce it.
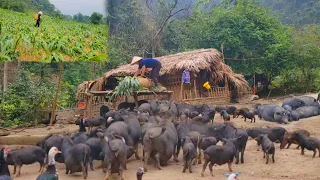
[270,68,320,94]
[0,70,55,127]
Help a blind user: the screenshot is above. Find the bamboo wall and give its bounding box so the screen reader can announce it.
[160,72,230,104]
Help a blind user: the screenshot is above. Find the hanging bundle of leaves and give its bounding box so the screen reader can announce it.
[112,76,147,98]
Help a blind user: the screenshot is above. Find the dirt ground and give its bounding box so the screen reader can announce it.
[4,93,320,180]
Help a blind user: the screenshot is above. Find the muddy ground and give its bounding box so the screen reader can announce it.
[4,93,320,180]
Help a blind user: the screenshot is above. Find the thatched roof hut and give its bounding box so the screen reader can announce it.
[104,48,248,89]
[78,48,250,104]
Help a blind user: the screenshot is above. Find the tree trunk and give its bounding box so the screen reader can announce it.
[151,40,156,58]
[49,62,64,126]
[3,62,8,92]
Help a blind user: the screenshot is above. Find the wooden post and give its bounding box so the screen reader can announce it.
[84,96,88,118]
[88,96,92,118]
[49,62,64,126]
[253,73,256,95]
[133,93,139,109]
[180,82,183,101]
[193,80,197,99]
[221,44,225,63]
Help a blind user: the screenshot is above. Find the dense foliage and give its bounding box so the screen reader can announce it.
[0,62,110,127]
[0,8,107,62]
[260,0,320,25]
[106,0,320,94]
[0,70,55,127]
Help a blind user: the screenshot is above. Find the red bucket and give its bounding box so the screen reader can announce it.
[77,102,86,108]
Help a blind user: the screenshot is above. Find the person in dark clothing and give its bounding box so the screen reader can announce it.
[131,56,164,90]
[35,11,43,27]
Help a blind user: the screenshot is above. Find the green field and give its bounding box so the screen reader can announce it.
[0,8,107,62]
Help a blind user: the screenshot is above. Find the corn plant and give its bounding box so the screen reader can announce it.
[0,8,107,62]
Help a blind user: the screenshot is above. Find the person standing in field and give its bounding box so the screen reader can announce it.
[35,11,43,27]
[131,56,166,91]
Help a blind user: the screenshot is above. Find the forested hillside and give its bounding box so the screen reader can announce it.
[106,0,320,95]
[260,0,320,25]
[0,0,63,18]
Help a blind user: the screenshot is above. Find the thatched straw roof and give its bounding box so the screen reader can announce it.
[104,48,249,89]
[77,77,105,100]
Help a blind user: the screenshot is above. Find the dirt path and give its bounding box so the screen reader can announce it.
[5,93,320,180]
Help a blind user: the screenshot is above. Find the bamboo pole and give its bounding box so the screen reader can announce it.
[193,80,197,99]
[49,62,64,127]
[253,73,256,95]
[221,44,225,63]
[180,82,183,100]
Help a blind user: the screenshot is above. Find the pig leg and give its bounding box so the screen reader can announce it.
[188,159,193,173]
[244,117,246,122]
[155,153,162,170]
[235,150,240,164]
[296,145,300,149]
[176,139,181,157]
[13,165,16,175]
[198,148,202,164]
[266,153,269,164]
[134,143,140,160]
[227,162,233,172]
[208,162,214,176]
[272,152,275,163]
[39,162,45,173]
[85,162,89,178]
[90,156,94,171]
[15,165,22,177]
[143,151,150,172]
[201,159,209,177]
[182,160,187,173]
[287,143,292,149]
[173,144,179,163]
[81,162,88,179]
[66,167,70,174]
[104,164,111,180]
[313,149,317,158]
[241,148,245,163]
[301,146,305,155]
[119,167,125,180]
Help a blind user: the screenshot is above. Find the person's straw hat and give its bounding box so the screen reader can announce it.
[131,56,142,65]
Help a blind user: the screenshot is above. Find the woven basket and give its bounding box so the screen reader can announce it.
[137,76,153,89]
[33,14,38,20]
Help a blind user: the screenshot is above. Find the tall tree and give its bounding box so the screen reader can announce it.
[90,12,103,24]
[145,0,192,57]
[164,0,291,81]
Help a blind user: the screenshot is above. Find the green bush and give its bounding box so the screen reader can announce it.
[0,70,55,127]
[270,68,320,94]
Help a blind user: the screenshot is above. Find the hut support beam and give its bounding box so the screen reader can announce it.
[133,94,139,108]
